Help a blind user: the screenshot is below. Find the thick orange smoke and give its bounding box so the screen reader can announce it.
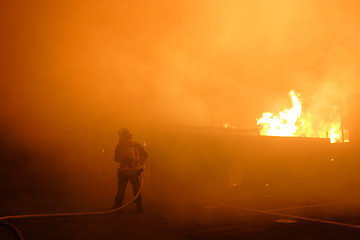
[0,0,359,141]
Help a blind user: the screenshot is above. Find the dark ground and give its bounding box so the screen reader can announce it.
[1,134,360,239]
[1,187,360,240]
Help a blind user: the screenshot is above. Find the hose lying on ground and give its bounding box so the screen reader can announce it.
[0,173,144,240]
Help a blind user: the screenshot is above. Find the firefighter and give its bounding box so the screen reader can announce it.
[113,128,148,212]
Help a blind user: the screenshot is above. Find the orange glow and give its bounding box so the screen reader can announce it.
[257,91,342,143]
[329,123,341,143]
[257,91,301,137]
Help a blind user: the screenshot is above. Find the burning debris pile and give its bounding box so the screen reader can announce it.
[257,91,342,143]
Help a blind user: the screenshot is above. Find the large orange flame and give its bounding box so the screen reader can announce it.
[257,91,342,143]
[257,91,301,137]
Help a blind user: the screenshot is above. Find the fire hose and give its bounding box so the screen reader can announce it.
[0,172,144,240]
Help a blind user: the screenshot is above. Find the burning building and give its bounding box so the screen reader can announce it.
[148,89,360,195]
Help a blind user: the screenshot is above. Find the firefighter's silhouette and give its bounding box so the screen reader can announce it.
[113,128,148,212]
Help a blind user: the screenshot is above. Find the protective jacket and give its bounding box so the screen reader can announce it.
[114,140,147,169]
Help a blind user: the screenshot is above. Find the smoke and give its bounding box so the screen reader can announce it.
[1,0,360,136]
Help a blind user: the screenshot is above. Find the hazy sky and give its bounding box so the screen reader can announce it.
[1,0,360,140]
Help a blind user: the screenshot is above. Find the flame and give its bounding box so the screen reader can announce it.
[257,91,301,137]
[223,123,238,129]
[329,123,341,143]
[257,90,342,143]
[329,128,340,143]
